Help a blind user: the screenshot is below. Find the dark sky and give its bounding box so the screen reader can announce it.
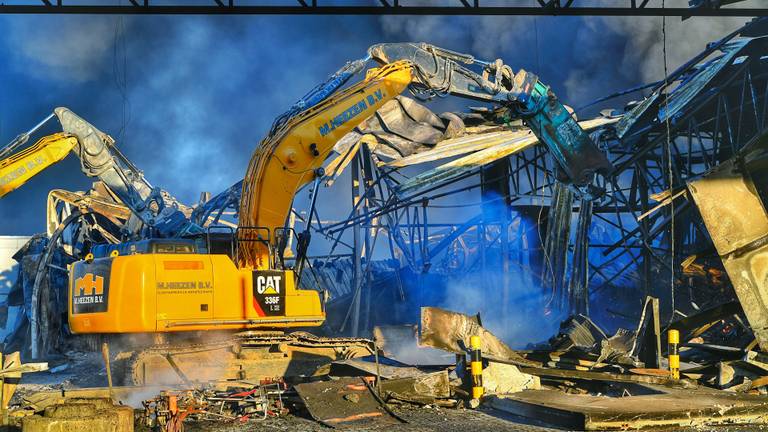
[0,10,754,235]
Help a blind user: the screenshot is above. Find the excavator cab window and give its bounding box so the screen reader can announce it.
[198,225,236,259]
[151,241,196,254]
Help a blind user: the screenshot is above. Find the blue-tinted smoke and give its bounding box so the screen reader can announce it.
[0,13,753,235]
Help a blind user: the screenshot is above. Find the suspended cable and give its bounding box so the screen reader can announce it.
[662,0,675,322]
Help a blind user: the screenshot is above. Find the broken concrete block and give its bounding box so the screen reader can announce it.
[43,403,97,418]
[380,370,451,404]
[482,362,540,395]
[66,398,133,432]
[23,398,133,432]
[22,414,118,432]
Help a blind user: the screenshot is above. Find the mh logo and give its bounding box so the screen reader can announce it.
[75,273,104,296]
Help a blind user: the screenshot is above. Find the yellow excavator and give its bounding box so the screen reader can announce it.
[0,114,77,199]
[4,43,611,383]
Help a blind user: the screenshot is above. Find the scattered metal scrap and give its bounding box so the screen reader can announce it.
[140,383,288,431]
[414,305,768,430]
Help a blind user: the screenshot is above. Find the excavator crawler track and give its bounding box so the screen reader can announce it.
[123,331,375,386]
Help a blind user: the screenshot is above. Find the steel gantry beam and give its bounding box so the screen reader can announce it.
[0,0,766,16]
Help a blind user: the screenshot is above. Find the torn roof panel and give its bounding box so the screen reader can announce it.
[385,128,530,169]
[617,36,762,140]
[395,117,619,196]
[659,38,753,122]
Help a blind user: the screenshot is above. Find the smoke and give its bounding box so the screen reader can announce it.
[378,12,757,112]
[593,14,756,84]
[1,12,758,235]
[441,272,558,349]
[0,15,383,234]
[4,16,127,83]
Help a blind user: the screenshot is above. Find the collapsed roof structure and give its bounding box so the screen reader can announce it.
[3,17,768,370]
[4,10,768,432]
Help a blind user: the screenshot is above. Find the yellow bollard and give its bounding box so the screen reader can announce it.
[470,335,484,400]
[668,329,680,380]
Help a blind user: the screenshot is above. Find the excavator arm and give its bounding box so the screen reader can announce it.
[367,43,613,184]
[2,109,200,238]
[238,61,413,269]
[0,132,78,197]
[238,43,613,269]
[52,107,197,238]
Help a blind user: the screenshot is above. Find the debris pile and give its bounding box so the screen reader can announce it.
[49,301,761,430]
[140,382,288,430]
[3,299,768,431]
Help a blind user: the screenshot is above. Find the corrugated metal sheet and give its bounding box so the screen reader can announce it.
[385,129,526,168]
[659,39,752,122]
[617,37,757,140]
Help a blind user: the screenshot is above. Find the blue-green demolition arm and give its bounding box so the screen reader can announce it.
[368,43,613,185]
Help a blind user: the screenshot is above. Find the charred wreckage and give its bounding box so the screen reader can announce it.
[2,16,768,432]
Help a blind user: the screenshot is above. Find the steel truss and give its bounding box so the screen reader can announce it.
[299,19,768,334]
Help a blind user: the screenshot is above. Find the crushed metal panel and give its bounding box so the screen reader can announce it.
[689,157,768,254]
[385,129,528,168]
[379,370,451,404]
[419,307,537,367]
[689,137,768,351]
[659,38,753,122]
[617,37,754,139]
[396,134,537,195]
[615,90,659,139]
[373,324,455,365]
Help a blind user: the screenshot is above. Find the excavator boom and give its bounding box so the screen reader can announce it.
[0,133,78,198]
[54,42,617,384]
[238,61,414,269]
[1,109,201,238]
[237,43,613,269]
